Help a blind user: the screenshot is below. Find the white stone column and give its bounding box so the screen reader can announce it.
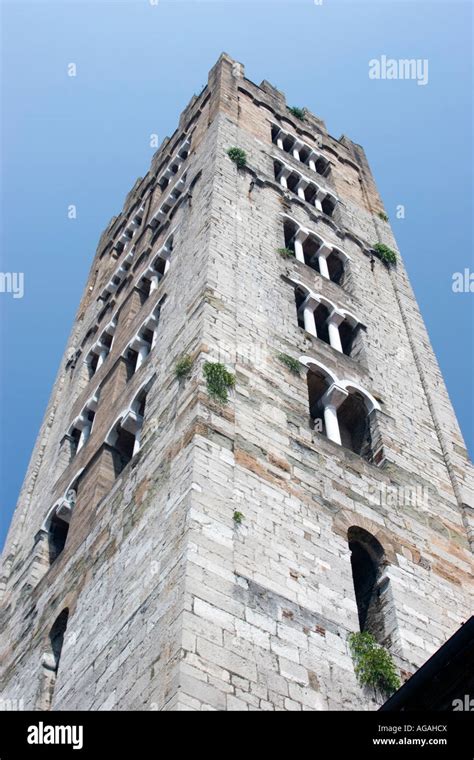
[323,404,341,445]
[149,274,160,293]
[327,311,344,353]
[296,179,307,200]
[277,136,284,150]
[308,155,317,172]
[320,384,348,445]
[77,420,91,451]
[302,299,318,337]
[293,147,300,161]
[133,430,142,456]
[293,230,307,264]
[135,340,150,370]
[314,188,326,212]
[96,346,108,370]
[317,243,331,280]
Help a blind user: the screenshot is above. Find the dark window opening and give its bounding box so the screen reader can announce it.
[339,322,357,357]
[299,147,311,164]
[314,304,330,345]
[88,353,99,378]
[125,348,139,380]
[304,185,317,205]
[50,609,69,671]
[286,173,299,193]
[303,237,321,272]
[326,251,345,286]
[139,277,152,304]
[70,427,81,455]
[102,332,113,351]
[282,135,294,152]
[271,125,280,144]
[348,527,385,643]
[322,197,336,216]
[48,513,70,564]
[315,157,330,176]
[112,426,136,477]
[294,288,306,329]
[283,222,297,252]
[307,370,330,432]
[274,160,283,181]
[337,392,372,459]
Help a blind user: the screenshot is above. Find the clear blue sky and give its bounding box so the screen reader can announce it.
[1,0,472,550]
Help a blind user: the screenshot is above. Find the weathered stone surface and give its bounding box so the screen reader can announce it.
[0,53,473,712]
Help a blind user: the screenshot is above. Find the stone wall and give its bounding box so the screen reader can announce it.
[1,54,472,712]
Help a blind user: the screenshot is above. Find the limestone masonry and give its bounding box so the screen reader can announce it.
[1,54,473,711]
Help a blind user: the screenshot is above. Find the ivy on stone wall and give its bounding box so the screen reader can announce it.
[175,355,193,380]
[373,243,397,266]
[277,353,301,375]
[277,247,295,259]
[203,362,235,403]
[288,106,306,121]
[227,147,247,169]
[348,632,401,695]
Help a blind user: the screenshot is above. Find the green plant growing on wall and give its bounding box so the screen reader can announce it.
[277,247,295,259]
[288,106,306,120]
[373,243,397,265]
[277,353,300,375]
[203,362,235,403]
[227,147,247,169]
[233,511,244,524]
[175,355,193,380]
[348,632,401,696]
[378,211,389,222]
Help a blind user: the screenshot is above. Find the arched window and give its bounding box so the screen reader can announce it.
[106,386,148,478]
[338,391,373,458]
[45,477,79,565]
[281,219,349,285]
[306,365,332,432]
[38,609,69,710]
[303,359,380,460]
[108,419,136,477]
[48,512,70,564]
[348,527,387,644]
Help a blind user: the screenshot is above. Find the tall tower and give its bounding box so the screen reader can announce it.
[1,54,473,712]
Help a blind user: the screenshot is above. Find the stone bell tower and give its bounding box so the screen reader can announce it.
[1,54,473,711]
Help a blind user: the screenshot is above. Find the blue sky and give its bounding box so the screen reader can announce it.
[0,0,472,550]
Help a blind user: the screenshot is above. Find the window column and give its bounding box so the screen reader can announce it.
[320,384,348,445]
[293,229,308,264]
[299,296,318,337]
[292,139,303,161]
[296,177,307,200]
[95,342,109,370]
[135,338,151,370]
[327,310,345,353]
[278,166,291,189]
[317,243,332,279]
[308,152,317,173]
[314,187,327,212]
